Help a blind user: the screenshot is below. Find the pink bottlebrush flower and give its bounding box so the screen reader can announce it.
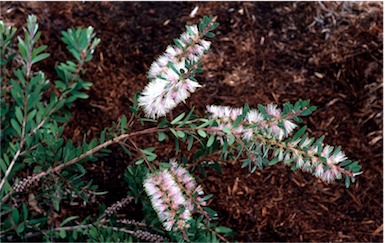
[148,62,162,79]
[321,169,335,183]
[140,24,212,118]
[270,123,285,140]
[266,104,281,117]
[296,156,304,168]
[165,45,183,58]
[315,164,324,178]
[300,138,313,149]
[321,145,333,158]
[230,108,242,120]
[168,160,207,211]
[284,154,291,164]
[140,63,201,118]
[330,151,347,164]
[195,185,204,196]
[138,78,169,119]
[207,105,297,142]
[246,110,264,123]
[189,25,199,36]
[284,120,297,134]
[163,61,185,83]
[309,147,318,158]
[144,160,208,231]
[242,128,254,141]
[302,161,313,173]
[169,160,198,195]
[143,170,191,231]
[207,105,242,121]
[200,40,211,50]
[278,149,284,161]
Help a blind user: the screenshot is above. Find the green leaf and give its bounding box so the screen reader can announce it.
[15,106,24,124]
[332,146,342,158]
[345,176,351,188]
[27,109,37,121]
[59,229,66,239]
[187,135,194,151]
[301,107,316,116]
[11,208,20,224]
[140,147,155,156]
[170,128,178,138]
[227,135,235,145]
[158,132,167,142]
[75,163,86,174]
[198,21,206,32]
[120,115,127,131]
[16,223,25,233]
[292,126,307,141]
[209,22,220,31]
[215,226,233,234]
[32,44,47,56]
[232,115,244,128]
[241,159,251,168]
[176,130,185,138]
[60,216,79,227]
[146,154,157,162]
[11,118,22,135]
[268,157,280,166]
[205,32,215,38]
[22,203,28,220]
[17,37,28,60]
[339,160,352,167]
[135,159,144,165]
[201,194,213,201]
[167,61,179,75]
[207,134,215,147]
[314,135,325,147]
[72,230,78,240]
[222,127,231,134]
[197,129,207,138]
[31,53,50,64]
[171,112,185,125]
[257,104,267,115]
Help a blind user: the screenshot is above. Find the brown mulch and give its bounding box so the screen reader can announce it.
[1,2,382,242]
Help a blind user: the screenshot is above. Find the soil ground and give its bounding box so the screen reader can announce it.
[1,2,383,242]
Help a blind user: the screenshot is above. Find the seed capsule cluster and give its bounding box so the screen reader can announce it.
[133,230,165,242]
[103,195,133,218]
[13,176,41,192]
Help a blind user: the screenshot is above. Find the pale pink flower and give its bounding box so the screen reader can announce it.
[138,78,169,118]
[321,145,333,158]
[321,170,335,183]
[246,110,263,123]
[300,138,313,149]
[315,164,324,178]
[278,149,284,161]
[242,128,254,140]
[200,40,211,50]
[330,151,347,164]
[270,123,285,140]
[302,161,313,173]
[140,24,212,118]
[296,156,304,168]
[284,120,297,134]
[266,104,281,117]
[284,154,291,164]
[143,170,191,231]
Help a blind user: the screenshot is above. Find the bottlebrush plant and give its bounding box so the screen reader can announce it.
[0,15,362,242]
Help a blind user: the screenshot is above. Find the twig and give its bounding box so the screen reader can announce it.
[127,138,154,172]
